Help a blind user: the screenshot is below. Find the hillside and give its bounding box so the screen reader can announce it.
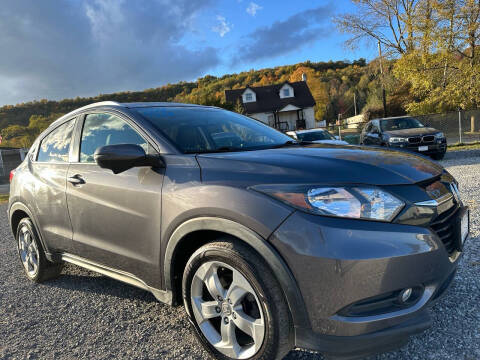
[0,58,410,148]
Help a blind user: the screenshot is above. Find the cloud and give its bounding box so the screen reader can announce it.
[246,2,262,16]
[233,4,335,64]
[212,15,232,37]
[0,0,220,106]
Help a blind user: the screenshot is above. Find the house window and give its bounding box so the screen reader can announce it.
[283,89,290,97]
[245,93,253,101]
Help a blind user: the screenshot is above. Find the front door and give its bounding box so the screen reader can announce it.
[66,112,164,286]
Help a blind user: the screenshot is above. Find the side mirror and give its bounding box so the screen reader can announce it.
[94,144,164,174]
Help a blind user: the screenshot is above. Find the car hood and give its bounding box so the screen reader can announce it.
[197,144,443,186]
[385,127,439,137]
[312,139,350,145]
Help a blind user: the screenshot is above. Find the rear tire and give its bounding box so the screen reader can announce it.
[182,239,293,360]
[16,218,62,282]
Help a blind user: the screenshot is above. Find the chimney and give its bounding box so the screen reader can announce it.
[301,73,307,82]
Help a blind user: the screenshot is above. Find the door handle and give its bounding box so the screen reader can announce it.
[67,175,85,186]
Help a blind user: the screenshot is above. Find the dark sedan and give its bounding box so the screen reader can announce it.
[360,116,447,159]
[9,102,468,360]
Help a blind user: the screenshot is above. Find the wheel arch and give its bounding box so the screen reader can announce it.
[9,202,35,235]
[9,202,50,255]
[164,216,310,329]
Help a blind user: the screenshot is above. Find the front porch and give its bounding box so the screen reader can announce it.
[273,104,306,131]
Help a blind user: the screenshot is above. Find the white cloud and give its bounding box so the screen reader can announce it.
[246,2,262,16]
[212,15,232,37]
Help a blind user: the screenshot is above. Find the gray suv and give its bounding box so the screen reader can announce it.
[9,102,469,359]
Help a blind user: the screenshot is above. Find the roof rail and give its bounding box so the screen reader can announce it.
[47,101,123,129]
[74,101,122,112]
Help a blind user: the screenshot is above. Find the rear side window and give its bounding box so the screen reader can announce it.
[37,120,75,163]
[80,113,147,163]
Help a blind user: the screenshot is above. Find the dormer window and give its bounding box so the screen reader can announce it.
[279,84,294,98]
[242,89,256,103]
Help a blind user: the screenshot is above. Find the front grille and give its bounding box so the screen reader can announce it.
[430,205,459,255]
[407,135,436,148]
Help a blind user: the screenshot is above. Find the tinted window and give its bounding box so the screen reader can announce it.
[135,107,292,153]
[80,113,147,163]
[296,130,335,141]
[37,120,75,163]
[380,117,425,131]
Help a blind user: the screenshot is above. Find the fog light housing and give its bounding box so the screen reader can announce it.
[399,288,413,303]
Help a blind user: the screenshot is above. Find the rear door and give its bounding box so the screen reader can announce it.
[30,118,76,253]
[66,111,164,285]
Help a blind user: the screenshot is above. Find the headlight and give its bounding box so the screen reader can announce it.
[389,137,407,143]
[435,132,445,139]
[252,185,405,222]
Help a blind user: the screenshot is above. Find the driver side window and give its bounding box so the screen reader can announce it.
[80,113,147,163]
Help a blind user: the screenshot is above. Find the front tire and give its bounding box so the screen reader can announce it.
[16,218,62,282]
[182,240,293,360]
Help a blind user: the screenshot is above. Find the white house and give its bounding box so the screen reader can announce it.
[225,79,316,131]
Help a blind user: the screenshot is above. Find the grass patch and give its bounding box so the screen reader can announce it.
[0,194,9,203]
[448,141,480,151]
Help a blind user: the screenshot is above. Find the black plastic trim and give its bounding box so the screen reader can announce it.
[164,216,310,329]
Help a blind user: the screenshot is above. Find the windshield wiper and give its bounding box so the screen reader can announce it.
[270,140,312,148]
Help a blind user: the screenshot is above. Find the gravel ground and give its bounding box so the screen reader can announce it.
[1,153,479,360]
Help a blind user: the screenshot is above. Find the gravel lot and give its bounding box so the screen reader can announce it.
[1,151,479,360]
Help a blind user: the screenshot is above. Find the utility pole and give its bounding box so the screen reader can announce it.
[337,113,342,140]
[378,41,387,118]
[354,92,357,116]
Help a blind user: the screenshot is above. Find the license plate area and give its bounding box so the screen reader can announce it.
[418,146,428,151]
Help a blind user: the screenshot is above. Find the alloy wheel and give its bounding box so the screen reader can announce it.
[190,260,265,359]
[18,224,40,278]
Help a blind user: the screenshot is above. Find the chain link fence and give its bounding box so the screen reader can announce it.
[330,110,480,145]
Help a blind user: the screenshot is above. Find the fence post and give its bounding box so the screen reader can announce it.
[458,110,463,143]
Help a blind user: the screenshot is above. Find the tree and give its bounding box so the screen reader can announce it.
[393,0,480,112]
[234,99,246,114]
[335,0,422,56]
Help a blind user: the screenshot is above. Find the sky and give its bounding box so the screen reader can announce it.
[0,0,373,107]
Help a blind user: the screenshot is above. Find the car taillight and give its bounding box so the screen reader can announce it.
[9,169,15,183]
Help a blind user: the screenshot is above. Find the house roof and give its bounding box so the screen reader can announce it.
[225,81,316,114]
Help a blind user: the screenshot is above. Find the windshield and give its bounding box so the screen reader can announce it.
[296,130,335,141]
[380,117,425,131]
[134,107,293,153]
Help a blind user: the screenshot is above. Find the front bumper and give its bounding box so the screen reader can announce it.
[389,140,447,155]
[269,206,466,357]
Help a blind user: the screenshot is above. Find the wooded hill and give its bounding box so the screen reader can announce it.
[2,58,413,148]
